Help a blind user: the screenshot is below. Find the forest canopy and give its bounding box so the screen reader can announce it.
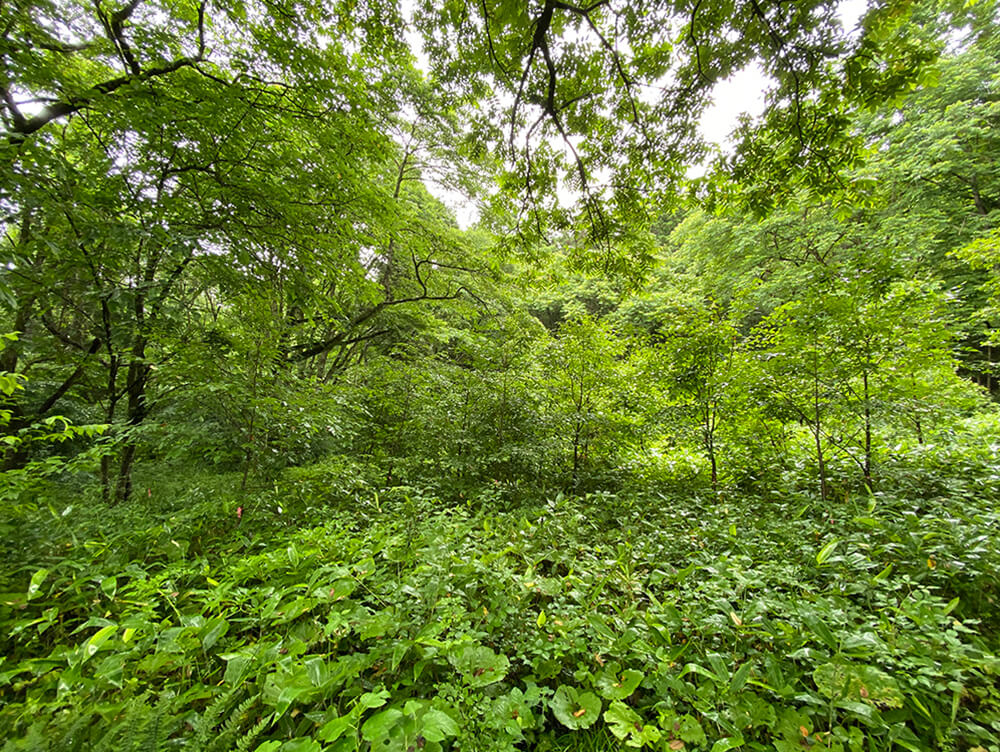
[1,0,999,750]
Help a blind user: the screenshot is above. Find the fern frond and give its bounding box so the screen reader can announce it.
[192,687,237,746]
[234,713,271,752]
[207,694,259,752]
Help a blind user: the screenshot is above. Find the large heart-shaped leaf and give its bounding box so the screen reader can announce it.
[551,685,601,729]
[595,663,643,700]
[448,643,510,687]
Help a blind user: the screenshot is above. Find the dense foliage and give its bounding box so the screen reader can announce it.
[2,0,999,750]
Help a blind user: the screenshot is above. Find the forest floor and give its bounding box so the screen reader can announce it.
[1,469,998,751]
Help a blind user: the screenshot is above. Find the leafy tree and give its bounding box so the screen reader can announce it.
[0,0,483,499]
[543,315,624,489]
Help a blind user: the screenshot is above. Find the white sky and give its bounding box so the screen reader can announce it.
[697,0,867,147]
[411,0,870,227]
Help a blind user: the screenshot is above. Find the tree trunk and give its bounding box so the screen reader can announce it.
[813,356,828,502]
[571,416,582,490]
[113,349,150,505]
[862,370,872,487]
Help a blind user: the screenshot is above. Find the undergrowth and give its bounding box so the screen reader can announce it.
[1,478,998,752]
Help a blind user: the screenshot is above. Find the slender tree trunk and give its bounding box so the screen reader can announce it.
[703,397,719,492]
[862,370,872,487]
[813,355,828,502]
[101,356,120,504]
[114,350,150,505]
[707,434,718,491]
[569,366,585,491]
[571,416,582,490]
[240,412,256,492]
[498,371,509,481]
[988,343,995,393]
[241,341,263,491]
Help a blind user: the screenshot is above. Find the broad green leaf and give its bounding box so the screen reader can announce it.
[707,653,729,682]
[887,723,925,752]
[200,617,229,651]
[816,539,840,565]
[222,654,251,685]
[802,613,838,651]
[595,665,643,700]
[632,725,662,748]
[420,708,459,741]
[100,577,117,599]
[280,739,321,752]
[836,699,881,725]
[361,708,403,742]
[27,569,49,600]
[814,662,903,708]
[448,644,510,687]
[83,625,116,661]
[275,681,313,716]
[678,715,706,744]
[358,689,390,710]
[604,700,659,746]
[550,685,601,729]
[710,734,746,752]
[872,564,893,582]
[604,700,642,740]
[95,655,125,688]
[304,656,328,687]
[729,661,752,693]
[680,662,721,684]
[318,714,353,742]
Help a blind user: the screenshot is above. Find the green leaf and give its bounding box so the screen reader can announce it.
[729,662,752,693]
[358,689,390,710]
[631,725,662,748]
[448,644,510,687]
[604,700,642,740]
[275,680,314,716]
[95,654,125,688]
[678,715,707,744]
[550,685,601,729]
[802,613,838,651]
[887,723,925,752]
[710,734,746,752]
[305,656,328,687]
[280,739,321,752]
[361,708,403,742]
[27,568,49,600]
[836,699,881,725]
[595,664,643,700]
[604,700,659,746]
[872,564,893,582]
[100,576,117,599]
[421,708,459,742]
[680,662,722,684]
[707,653,729,682]
[814,662,903,708]
[200,617,229,651]
[816,539,840,565]
[222,654,251,685]
[82,625,116,662]
[318,715,353,742]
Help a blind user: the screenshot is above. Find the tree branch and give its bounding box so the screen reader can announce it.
[7,54,204,143]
